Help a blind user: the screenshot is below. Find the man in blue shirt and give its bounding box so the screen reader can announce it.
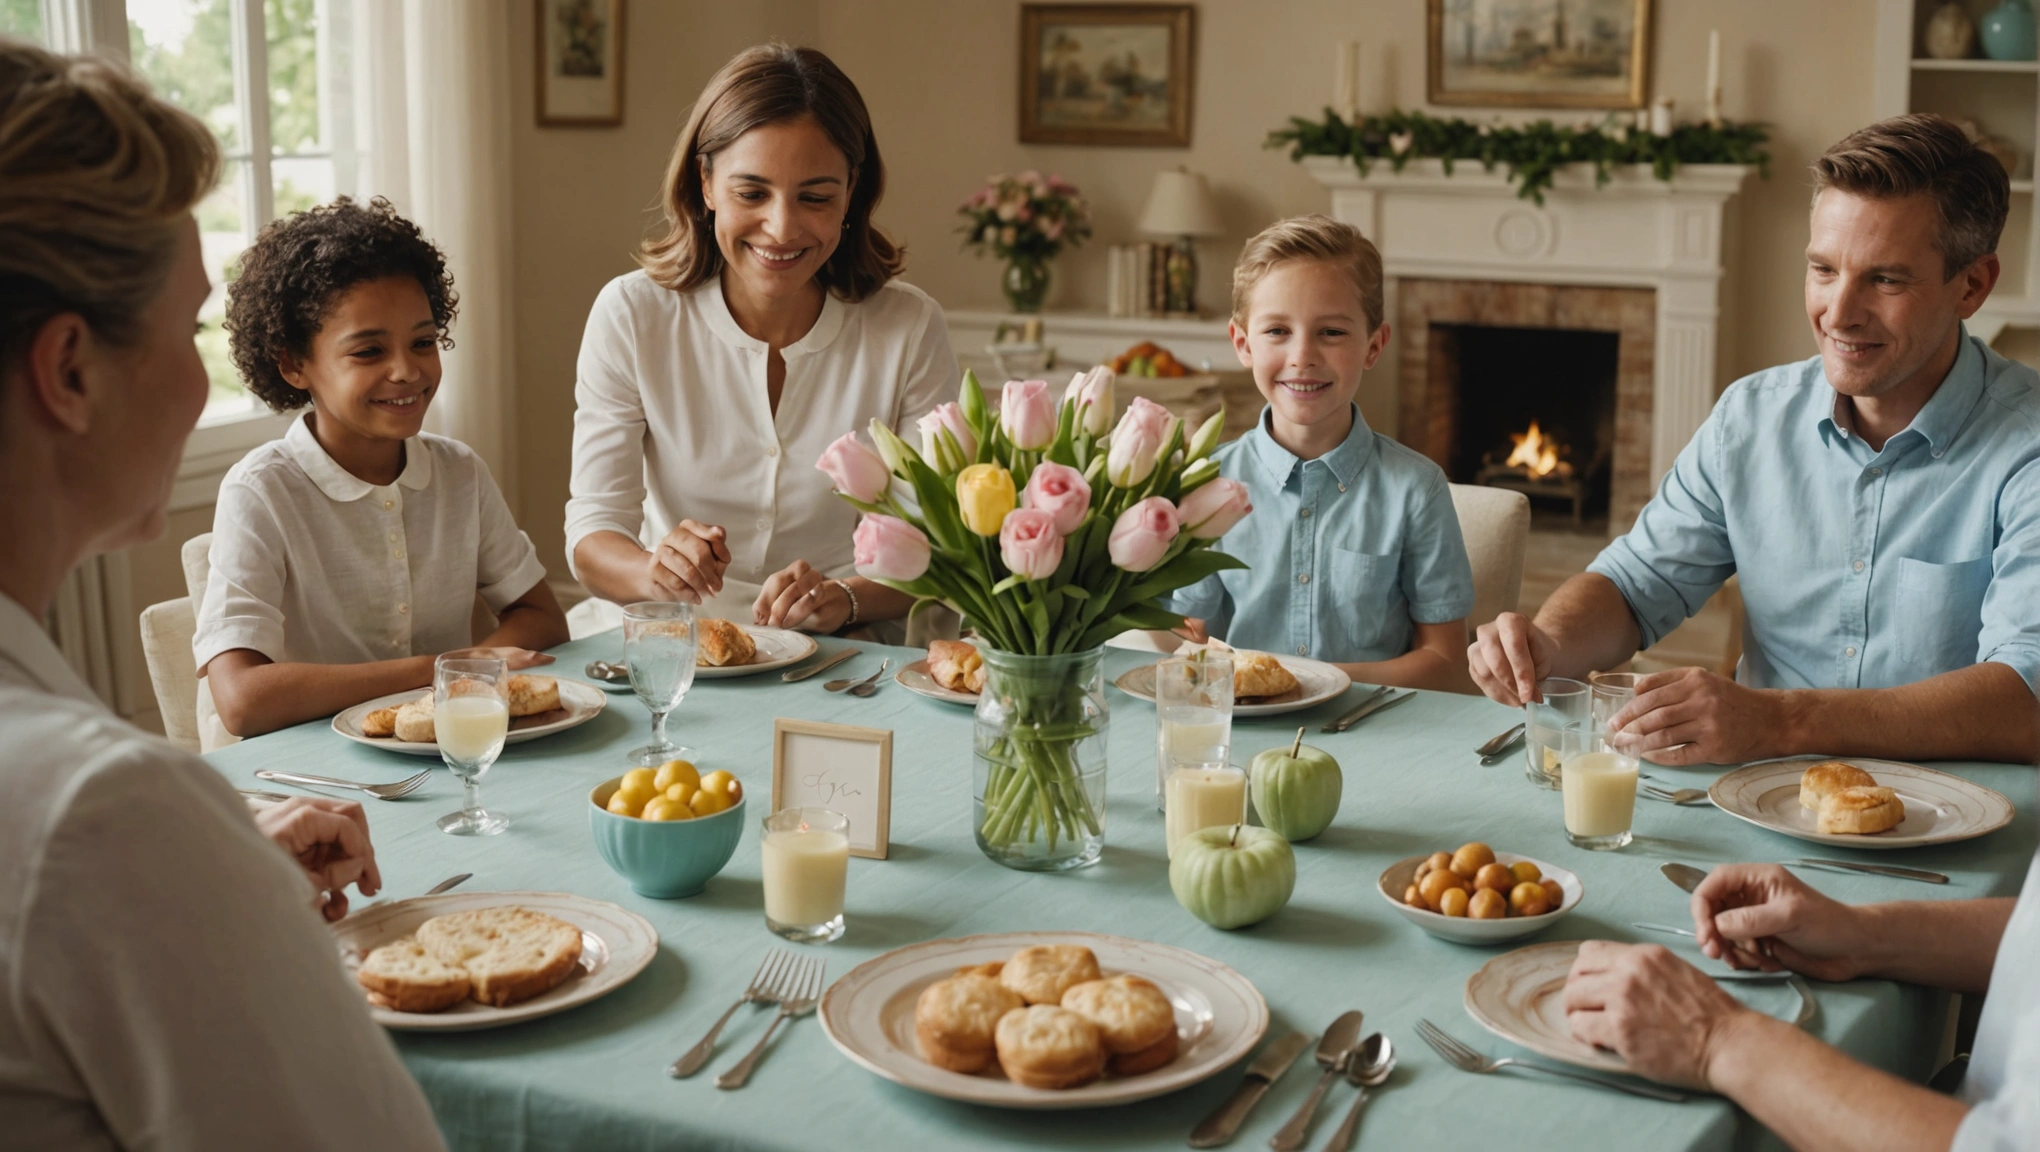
[1471,114,2040,766]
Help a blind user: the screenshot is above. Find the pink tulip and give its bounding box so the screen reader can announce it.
[1001,378,1056,450]
[1108,497,1180,572]
[1106,396,1175,487]
[816,432,891,503]
[999,508,1064,581]
[1021,461,1092,536]
[853,514,931,583]
[1063,366,1114,436]
[917,402,976,463]
[1177,477,1253,539]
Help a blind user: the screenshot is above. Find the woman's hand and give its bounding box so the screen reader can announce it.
[755,560,852,633]
[253,796,381,921]
[649,520,732,604]
[1691,864,1873,981]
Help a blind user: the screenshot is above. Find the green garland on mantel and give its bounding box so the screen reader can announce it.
[1267,108,1771,206]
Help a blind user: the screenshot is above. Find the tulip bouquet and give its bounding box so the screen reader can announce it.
[957,171,1091,264]
[816,367,1253,867]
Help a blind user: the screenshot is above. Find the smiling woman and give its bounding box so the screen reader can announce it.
[565,43,958,637]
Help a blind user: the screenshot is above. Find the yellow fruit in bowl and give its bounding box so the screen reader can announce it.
[654,760,700,794]
[1437,887,1470,918]
[606,791,640,817]
[1509,881,1552,917]
[622,767,657,794]
[664,780,697,806]
[689,788,732,817]
[1468,888,1508,919]
[1510,860,1543,885]
[641,797,694,822]
[614,783,655,813]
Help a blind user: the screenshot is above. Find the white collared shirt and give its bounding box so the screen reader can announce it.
[0,594,443,1149]
[564,271,957,588]
[194,413,549,671]
[1953,831,2040,1150]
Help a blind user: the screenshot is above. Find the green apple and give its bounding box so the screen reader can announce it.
[1250,728,1342,841]
[1169,823,1295,929]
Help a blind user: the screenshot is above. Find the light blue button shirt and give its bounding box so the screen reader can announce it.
[1952,837,2040,1151]
[1588,331,2040,694]
[1172,406,1474,662]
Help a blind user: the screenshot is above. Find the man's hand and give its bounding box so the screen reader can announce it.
[1691,864,1871,982]
[649,520,732,604]
[755,561,851,632]
[1609,667,1789,765]
[1467,612,1556,706]
[1562,940,1753,1090]
[253,796,381,921]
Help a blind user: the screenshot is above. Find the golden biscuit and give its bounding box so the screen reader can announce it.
[999,944,1102,1006]
[1108,1027,1180,1075]
[1060,975,1177,1058]
[915,975,1023,1073]
[954,961,1004,979]
[1800,761,1877,811]
[994,1005,1107,1090]
[1817,785,1905,835]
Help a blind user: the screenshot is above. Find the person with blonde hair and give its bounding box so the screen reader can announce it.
[0,39,442,1147]
[566,42,957,636]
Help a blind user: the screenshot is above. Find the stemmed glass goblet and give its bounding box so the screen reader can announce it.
[434,655,510,836]
[623,601,698,767]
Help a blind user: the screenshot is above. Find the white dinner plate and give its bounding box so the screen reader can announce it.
[1708,757,2014,850]
[332,679,608,757]
[897,659,979,707]
[819,930,1267,1110]
[1114,657,1352,717]
[333,890,658,1032]
[1464,940,1816,1076]
[691,626,819,678]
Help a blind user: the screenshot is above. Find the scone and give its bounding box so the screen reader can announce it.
[999,944,1102,1006]
[360,704,400,738]
[697,618,757,668]
[1817,785,1906,835]
[915,974,1024,1073]
[928,640,986,694]
[993,1005,1107,1090]
[1800,761,1877,811]
[506,674,561,718]
[1060,975,1179,1075]
[356,936,471,1013]
[416,906,584,1008]
[392,695,435,742]
[1206,641,1299,698]
[955,961,1005,979]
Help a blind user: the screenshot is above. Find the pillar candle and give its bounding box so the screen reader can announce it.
[1333,41,1351,119]
[1706,30,1722,124]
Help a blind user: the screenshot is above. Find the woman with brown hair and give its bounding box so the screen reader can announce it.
[0,39,441,1146]
[566,42,956,634]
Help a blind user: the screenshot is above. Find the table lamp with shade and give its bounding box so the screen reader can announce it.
[1139,168,1224,317]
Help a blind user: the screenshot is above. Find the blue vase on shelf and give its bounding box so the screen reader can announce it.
[1981,0,2037,61]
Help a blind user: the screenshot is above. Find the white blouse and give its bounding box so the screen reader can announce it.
[564,271,957,599]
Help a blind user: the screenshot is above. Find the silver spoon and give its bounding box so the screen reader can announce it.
[847,660,893,697]
[585,659,629,683]
[826,658,889,694]
[1319,1033,1395,1152]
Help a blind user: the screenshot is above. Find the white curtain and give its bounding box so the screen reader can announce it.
[353,0,519,502]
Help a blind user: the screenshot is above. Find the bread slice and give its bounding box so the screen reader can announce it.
[416,906,584,1008]
[356,936,472,1013]
[506,674,560,718]
[392,696,435,742]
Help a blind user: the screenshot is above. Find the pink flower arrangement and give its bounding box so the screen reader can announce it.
[957,172,1091,263]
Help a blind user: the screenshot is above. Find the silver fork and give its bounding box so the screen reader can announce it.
[1639,780,1712,806]
[715,956,824,1089]
[670,951,792,1078]
[1414,1019,1686,1102]
[254,767,433,800]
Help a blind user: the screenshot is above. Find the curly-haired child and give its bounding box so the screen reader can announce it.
[193,197,568,742]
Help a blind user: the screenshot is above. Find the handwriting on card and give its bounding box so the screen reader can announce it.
[798,768,864,807]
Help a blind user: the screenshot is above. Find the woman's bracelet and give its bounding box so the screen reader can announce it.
[832,578,860,627]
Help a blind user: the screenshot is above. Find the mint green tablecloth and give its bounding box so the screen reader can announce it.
[205,636,2036,1151]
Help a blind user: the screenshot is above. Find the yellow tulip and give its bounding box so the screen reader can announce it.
[957,463,1016,536]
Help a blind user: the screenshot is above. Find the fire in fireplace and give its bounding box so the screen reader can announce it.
[1476,419,1590,522]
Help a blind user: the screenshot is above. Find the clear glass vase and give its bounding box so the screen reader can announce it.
[1002,256,1052,313]
[973,646,1108,871]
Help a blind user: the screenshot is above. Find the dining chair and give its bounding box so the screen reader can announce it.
[138,594,201,753]
[1447,483,1531,634]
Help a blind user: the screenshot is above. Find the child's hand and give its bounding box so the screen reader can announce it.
[1174,618,1209,644]
[461,646,555,671]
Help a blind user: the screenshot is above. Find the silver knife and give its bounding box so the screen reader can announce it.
[781,648,858,683]
[1661,862,1709,893]
[1788,858,1949,885]
[1323,689,1415,734]
[351,872,471,918]
[1317,685,1387,730]
[1187,1030,1311,1148]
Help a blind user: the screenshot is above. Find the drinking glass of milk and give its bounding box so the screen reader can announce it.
[761,807,850,943]
[1560,673,1643,850]
[434,655,511,836]
[1155,651,1234,811]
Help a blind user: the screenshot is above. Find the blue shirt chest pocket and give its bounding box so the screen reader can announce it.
[1322,546,1408,663]
[1890,555,1992,676]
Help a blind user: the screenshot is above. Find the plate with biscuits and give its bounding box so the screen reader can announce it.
[1115,642,1351,717]
[691,621,819,679]
[333,675,608,756]
[818,931,1266,1109]
[336,891,658,1031]
[897,640,983,706]
[1708,757,2014,849]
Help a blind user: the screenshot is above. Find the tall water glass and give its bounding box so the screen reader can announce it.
[1154,653,1234,811]
[435,656,510,835]
[1524,677,1590,790]
[623,601,697,767]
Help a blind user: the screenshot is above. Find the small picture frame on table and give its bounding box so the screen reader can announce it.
[771,719,893,859]
[536,0,625,127]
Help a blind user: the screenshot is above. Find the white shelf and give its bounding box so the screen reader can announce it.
[1911,57,2040,73]
[2013,179,2036,192]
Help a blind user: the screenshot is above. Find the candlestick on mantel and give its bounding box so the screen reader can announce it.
[1650,98,1675,138]
[1706,29,1722,126]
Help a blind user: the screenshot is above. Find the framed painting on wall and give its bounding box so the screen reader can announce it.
[536,0,625,127]
[1427,0,1650,110]
[1019,4,1196,147]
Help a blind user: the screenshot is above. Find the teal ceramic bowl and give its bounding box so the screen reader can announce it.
[589,777,745,898]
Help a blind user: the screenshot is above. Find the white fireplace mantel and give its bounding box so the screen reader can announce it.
[1304,156,1754,492]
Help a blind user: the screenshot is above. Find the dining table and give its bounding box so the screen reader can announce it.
[204,633,2038,1152]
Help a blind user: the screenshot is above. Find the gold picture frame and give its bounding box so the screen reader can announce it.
[1427,0,1651,110]
[1020,4,1195,147]
[536,0,625,128]
[771,719,893,860]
